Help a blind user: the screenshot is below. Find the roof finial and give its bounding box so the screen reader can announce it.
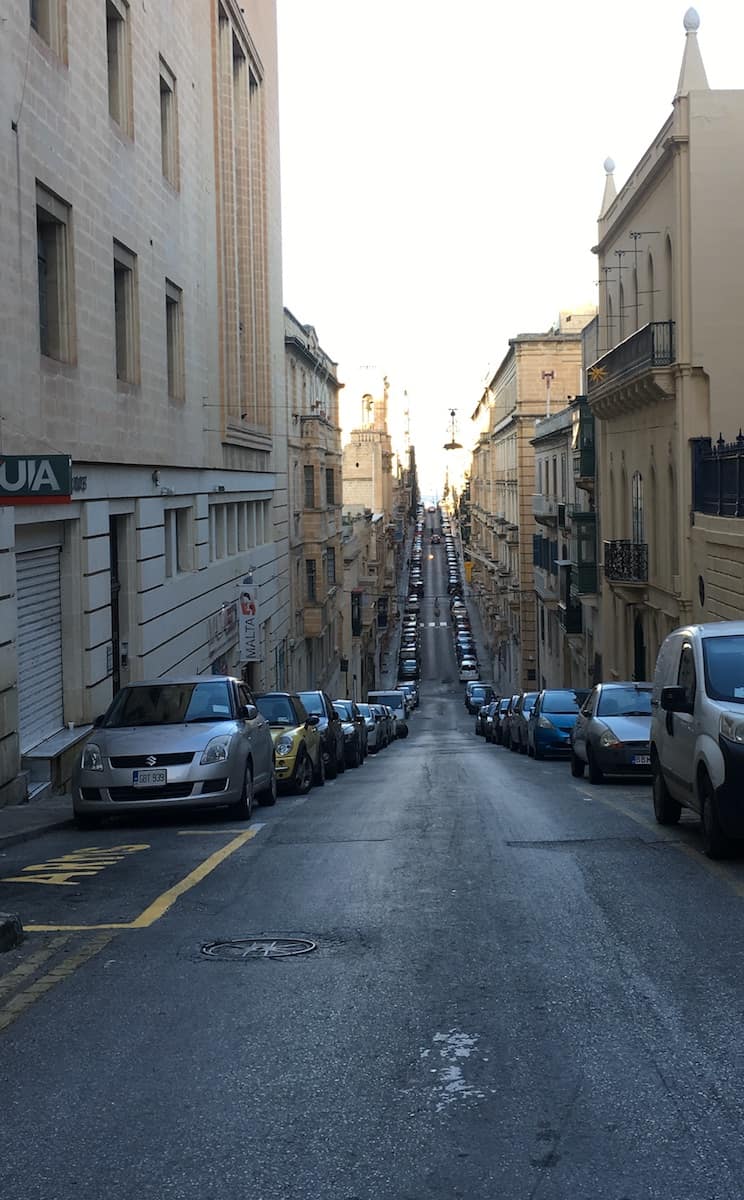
[676,7,708,97]
[599,158,617,219]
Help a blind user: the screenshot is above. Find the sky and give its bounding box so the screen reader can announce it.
[276,1,743,496]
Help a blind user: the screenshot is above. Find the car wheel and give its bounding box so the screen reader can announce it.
[294,751,313,795]
[230,762,254,820]
[314,750,326,786]
[700,770,729,859]
[258,764,278,807]
[519,738,528,756]
[509,736,519,753]
[527,741,535,758]
[652,757,680,825]
[570,750,585,778]
[352,742,362,768]
[587,747,603,784]
[534,742,544,760]
[337,744,346,773]
[325,747,338,780]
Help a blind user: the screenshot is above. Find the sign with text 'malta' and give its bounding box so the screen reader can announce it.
[0,455,72,504]
[237,576,260,663]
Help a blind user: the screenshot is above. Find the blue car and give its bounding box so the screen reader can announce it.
[527,688,590,759]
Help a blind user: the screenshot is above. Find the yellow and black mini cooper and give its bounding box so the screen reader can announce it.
[254,693,324,793]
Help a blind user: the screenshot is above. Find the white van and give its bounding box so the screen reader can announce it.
[650,621,744,857]
[367,690,408,738]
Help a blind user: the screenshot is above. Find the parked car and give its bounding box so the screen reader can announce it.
[650,621,744,857]
[72,676,277,827]
[527,688,590,759]
[465,682,494,714]
[570,682,653,783]
[397,681,419,709]
[459,657,479,682]
[493,697,511,744]
[332,702,364,767]
[509,692,538,754]
[254,692,323,792]
[333,698,368,758]
[398,658,420,682]
[297,690,346,778]
[501,695,521,749]
[475,704,490,736]
[357,703,382,753]
[368,690,408,738]
[484,700,501,743]
[369,703,391,747]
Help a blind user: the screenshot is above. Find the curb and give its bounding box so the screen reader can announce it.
[0,816,75,854]
[0,912,24,953]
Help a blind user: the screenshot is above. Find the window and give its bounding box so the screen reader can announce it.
[164,507,193,576]
[326,468,335,507]
[631,471,644,544]
[106,0,132,134]
[351,591,362,637]
[677,644,696,708]
[30,0,65,56]
[159,58,179,187]
[305,559,317,602]
[113,240,139,383]
[36,185,73,362]
[304,465,315,508]
[165,279,184,399]
[326,547,336,586]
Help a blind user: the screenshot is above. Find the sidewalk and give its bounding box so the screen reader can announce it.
[0,795,74,852]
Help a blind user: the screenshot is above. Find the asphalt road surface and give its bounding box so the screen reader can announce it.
[4,528,744,1198]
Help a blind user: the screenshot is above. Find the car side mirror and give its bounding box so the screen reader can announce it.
[239,703,258,721]
[660,686,691,714]
[306,714,320,727]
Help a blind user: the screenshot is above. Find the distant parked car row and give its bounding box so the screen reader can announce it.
[71,677,410,828]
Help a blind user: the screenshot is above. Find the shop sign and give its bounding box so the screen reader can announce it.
[237,576,260,663]
[0,455,72,504]
[207,601,238,660]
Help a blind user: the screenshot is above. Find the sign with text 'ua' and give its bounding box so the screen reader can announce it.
[0,455,72,504]
[237,576,260,663]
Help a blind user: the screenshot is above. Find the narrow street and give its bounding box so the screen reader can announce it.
[3,533,744,1199]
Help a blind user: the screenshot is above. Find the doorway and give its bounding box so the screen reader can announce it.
[633,613,646,682]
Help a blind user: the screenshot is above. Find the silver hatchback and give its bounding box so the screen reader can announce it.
[72,677,276,827]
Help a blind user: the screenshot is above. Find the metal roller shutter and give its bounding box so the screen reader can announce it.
[17,547,64,751]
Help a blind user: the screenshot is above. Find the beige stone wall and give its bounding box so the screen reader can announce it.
[691,516,744,624]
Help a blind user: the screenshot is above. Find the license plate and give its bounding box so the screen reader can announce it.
[632,755,651,766]
[132,768,167,787]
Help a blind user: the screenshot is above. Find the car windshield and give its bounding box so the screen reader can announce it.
[297,691,324,716]
[702,634,744,703]
[104,681,232,726]
[357,704,372,717]
[542,689,589,713]
[522,693,538,711]
[255,695,298,725]
[333,703,351,721]
[597,686,652,717]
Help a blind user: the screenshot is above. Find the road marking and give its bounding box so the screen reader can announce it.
[24,826,262,933]
[0,932,115,1033]
[0,934,72,1001]
[2,843,150,887]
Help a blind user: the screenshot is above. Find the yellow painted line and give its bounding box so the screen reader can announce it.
[0,932,115,1033]
[24,826,261,933]
[0,934,72,1000]
[129,828,259,928]
[580,787,744,901]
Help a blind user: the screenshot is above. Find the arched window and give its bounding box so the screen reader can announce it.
[631,268,639,332]
[669,464,679,578]
[607,293,614,351]
[647,253,655,323]
[608,470,615,537]
[664,236,673,322]
[618,281,625,342]
[632,471,644,543]
[620,469,628,539]
[648,466,657,570]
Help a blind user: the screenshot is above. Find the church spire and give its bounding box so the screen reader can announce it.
[599,157,616,219]
[675,8,709,98]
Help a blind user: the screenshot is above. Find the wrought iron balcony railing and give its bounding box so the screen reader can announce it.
[587,321,675,395]
[692,434,744,517]
[603,540,648,584]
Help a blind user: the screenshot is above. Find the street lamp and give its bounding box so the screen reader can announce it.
[443,408,462,451]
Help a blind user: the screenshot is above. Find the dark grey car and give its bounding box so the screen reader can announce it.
[72,676,276,827]
[570,681,653,783]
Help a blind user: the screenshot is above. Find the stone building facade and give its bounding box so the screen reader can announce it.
[0,0,288,803]
[284,308,343,694]
[588,10,744,681]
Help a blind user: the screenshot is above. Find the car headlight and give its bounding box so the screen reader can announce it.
[82,742,104,771]
[599,727,622,748]
[200,733,232,765]
[275,735,294,756]
[720,713,744,744]
[537,716,554,730]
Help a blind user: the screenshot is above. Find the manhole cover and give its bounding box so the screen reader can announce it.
[201,937,317,960]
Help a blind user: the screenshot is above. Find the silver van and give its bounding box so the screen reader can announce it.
[650,621,744,857]
[367,690,408,738]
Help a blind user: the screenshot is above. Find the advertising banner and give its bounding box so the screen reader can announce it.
[237,576,260,662]
[0,455,72,504]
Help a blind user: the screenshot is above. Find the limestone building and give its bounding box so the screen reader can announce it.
[0,0,288,804]
[587,9,744,680]
[284,309,343,694]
